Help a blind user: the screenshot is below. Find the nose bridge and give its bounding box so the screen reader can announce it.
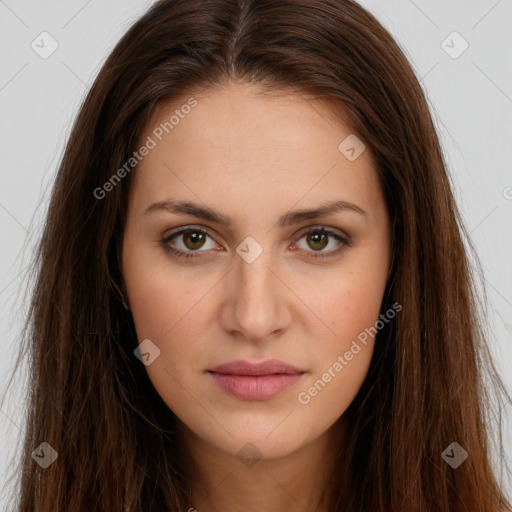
[227,237,286,339]
[237,240,277,307]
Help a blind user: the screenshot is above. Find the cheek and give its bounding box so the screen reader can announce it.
[294,307,376,429]
[297,256,389,416]
[312,283,379,371]
[122,242,215,389]
[122,253,207,416]
[125,272,203,366]
[123,234,200,339]
[310,255,389,351]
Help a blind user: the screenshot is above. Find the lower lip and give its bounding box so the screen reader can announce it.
[208,371,305,400]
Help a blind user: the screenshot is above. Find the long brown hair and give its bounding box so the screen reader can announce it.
[2,0,511,510]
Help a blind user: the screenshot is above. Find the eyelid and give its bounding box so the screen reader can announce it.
[295,225,349,242]
[161,224,350,259]
[162,224,222,246]
[162,223,348,241]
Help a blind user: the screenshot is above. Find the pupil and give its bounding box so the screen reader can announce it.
[186,231,204,249]
[182,231,329,252]
[309,232,327,250]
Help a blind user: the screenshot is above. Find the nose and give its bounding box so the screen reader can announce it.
[219,244,292,343]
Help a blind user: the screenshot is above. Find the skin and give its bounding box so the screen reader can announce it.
[121,79,391,512]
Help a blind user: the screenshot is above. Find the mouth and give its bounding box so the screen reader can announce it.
[207,359,306,400]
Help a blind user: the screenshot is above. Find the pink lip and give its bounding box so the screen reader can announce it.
[207,359,306,400]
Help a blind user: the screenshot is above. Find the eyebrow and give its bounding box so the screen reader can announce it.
[144,198,368,227]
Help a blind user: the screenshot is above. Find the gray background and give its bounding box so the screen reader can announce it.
[1,0,511,506]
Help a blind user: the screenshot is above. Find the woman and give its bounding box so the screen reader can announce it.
[4,0,511,510]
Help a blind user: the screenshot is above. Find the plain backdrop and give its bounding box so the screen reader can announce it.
[1,0,511,507]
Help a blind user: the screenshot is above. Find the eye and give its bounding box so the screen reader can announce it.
[161,227,219,259]
[161,225,350,260]
[293,226,349,259]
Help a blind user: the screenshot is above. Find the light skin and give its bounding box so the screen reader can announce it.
[121,79,391,512]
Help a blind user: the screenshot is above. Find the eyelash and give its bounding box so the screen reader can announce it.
[161,226,350,261]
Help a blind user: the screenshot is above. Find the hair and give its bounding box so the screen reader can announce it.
[2,0,511,510]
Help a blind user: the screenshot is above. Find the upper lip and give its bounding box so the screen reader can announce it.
[208,359,306,376]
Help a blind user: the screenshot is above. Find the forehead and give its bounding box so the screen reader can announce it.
[142,80,357,156]
[130,80,382,221]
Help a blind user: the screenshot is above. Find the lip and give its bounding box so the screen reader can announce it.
[210,359,306,376]
[207,359,306,400]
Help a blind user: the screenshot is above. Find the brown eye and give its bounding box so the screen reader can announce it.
[162,227,218,259]
[162,225,349,261]
[305,231,329,251]
[295,227,349,259]
[181,230,207,250]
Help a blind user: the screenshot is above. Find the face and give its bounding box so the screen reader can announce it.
[121,79,391,461]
